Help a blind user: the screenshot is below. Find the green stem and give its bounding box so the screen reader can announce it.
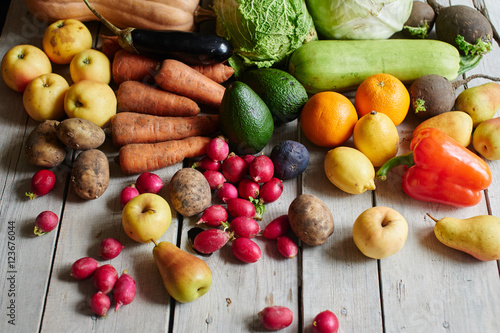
[458,54,483,76]
[376,152,414,182]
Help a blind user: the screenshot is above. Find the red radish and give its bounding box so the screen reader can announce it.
[258,306,293,330]
[92,264,118,294]
[249,155,274,183]
[98,238,125,260]
[193,228,232,254]
[197,205,228,227]
[217,182,238,202]
[34,211,59,236]
[226,198,256,218]
[222,153,247,184]
[203,170,226,190]
[238,178,260,199]
[277,236,298,259]
[263,215,290,240]
[206,137,229,161]
[312,310,339,333]
[231,237,261,263]
[230,216,260,238]
[89,291,111,317]
[25,169,56,199]
[71,257,99,280]
[195,156,221,171]
[120,184,140,207]
[135,172,163,194]
[113,270,137,312]
[242,154,256,166]
[259,178,283,203]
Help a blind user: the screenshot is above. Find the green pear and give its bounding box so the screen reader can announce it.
[455,82,500,127]
[473,117,500,160]
[152,240,212,303]
[413,111,473,147]
[430,214,500,261]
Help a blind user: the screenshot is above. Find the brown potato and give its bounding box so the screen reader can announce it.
[288,194,334,246]
[25,120,67,167]
[169,168,211,217]
[56,118,106,150]
[70,149,109,200]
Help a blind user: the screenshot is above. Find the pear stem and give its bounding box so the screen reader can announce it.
[151,239,158,246]
[426,213,439,223]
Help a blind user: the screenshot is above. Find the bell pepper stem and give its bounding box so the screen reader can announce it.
[376,152,415,181]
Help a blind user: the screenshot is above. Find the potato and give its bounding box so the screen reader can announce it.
[70,149,109,200]
[56,118,105,150]
[25,120,67,167]
[169,168,211,217]
[288,194,334,246]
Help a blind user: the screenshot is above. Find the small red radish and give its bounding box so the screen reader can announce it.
[222,153,248,184]
[25,169,56,200]
[259,178,283,203]
[231,237,261,263]
[203,170,226,190]
[193,228,232,254]
[242,154,256,166]
[194,156,221,171]
[197,205,228,227]
[71,257,99,280]
[206,137,229,161]
[249,155,274,183]
[98,238,125,260]
[93,264,118,294]
[34,211,59,236]
[90,291,111,317]
[230,216,260,238]
[238,178,260,199]
[258,306,293,330]
[263,215,290,240]
[135,172,164,194]
[312,310,339,333]
[120,184,140,207]
[113,270,136,312]
[226,198,256,218]
[217,182,238,202]
[277,236,298,259]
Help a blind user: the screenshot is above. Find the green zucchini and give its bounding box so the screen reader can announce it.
[288,39,481,93]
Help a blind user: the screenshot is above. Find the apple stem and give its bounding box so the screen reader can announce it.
[426,213,439,223]
[151,239,158,246]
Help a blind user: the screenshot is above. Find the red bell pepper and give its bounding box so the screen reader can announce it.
[376,127,491,207]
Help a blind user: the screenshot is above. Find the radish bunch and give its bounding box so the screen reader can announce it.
[119,171,164,207]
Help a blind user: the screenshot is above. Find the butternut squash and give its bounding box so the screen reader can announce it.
[25,0,211,31]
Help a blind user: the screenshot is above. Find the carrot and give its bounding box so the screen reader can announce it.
[118,136,211,174]
[190,62,235,83]
[155,59,226,108]
[110,112,219,147]
[117,81,201,116]
[112,49,159,85]
[99,35,121,60]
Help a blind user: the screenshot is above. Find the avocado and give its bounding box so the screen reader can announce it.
[241,68,308,124]
[219,81,274,155]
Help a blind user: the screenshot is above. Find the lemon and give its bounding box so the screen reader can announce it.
[324,147,376,194]
[353,111,400,167]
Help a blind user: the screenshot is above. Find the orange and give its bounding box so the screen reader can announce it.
[300,91,358,147]
[354,73,410,126]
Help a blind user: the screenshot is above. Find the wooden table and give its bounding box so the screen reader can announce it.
[1,1,499,332]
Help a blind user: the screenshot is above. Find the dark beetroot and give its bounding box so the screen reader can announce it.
[92,264,119,294]
[34,211,59,236]
[277,236,298,259]
[89,291,111,317]
[258,306,293,330]
[193,228,232,254]
[312,310,339,333]
[195,156,221,171]
[135,172,164,194]
[226,198,256,219]
[259,178,283,203]
[98,238,125,260]
[217,182,239,202]
[230,216,260,238]
[197,204,228,227]
[26,169,56,199]
[238,178,260,199]
[249,155,274,183]
[231,237,261,263]
[71,257,99,280]
[222,153,248,184]
[120,184,140,207]
[203,170,226,190]
[206,137,229,161]
[113,270,137,312]
[263,215,290,239]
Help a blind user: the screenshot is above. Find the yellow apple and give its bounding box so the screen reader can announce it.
[23,73,69,122]
[352,206,408,259]
[1,44,52,92]
[43,19,93,64]
[122,193,172,243]
[69,49,111,84]
[64,80,117,128]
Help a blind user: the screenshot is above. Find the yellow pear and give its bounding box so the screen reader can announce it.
[413,111,473,147]
[455,82,500,127]
[430,214,500,261]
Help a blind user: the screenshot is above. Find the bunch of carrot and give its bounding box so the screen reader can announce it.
[104,41,235,175]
